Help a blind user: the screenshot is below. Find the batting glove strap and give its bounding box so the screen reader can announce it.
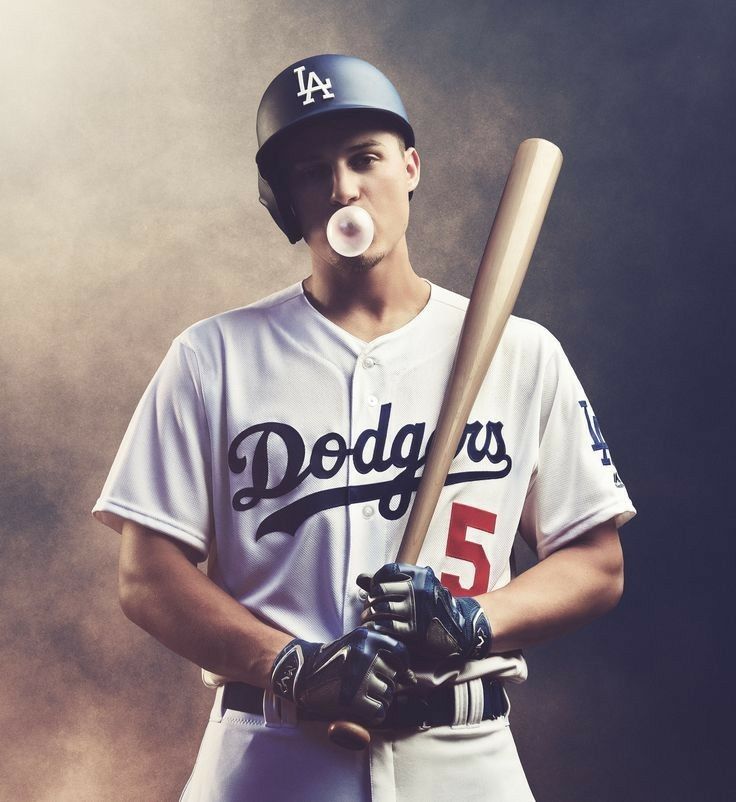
[454,596,493,660]
[270,638,321,703]
[359,563,493,661]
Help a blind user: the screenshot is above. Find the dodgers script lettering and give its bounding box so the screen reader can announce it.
[228,402,512,540]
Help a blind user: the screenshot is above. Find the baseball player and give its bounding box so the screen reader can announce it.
[92,54,636,801]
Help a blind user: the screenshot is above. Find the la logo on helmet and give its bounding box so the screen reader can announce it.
[294,65,335,105]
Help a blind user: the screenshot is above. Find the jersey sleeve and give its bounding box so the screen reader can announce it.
[519,338,636,559]
[91,335,214,559]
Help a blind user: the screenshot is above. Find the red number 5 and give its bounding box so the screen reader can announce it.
[440,502,496,596]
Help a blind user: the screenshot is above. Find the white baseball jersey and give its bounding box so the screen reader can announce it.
[92,278,635,689]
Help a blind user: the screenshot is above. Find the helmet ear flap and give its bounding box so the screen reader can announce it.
[257,172,302,244]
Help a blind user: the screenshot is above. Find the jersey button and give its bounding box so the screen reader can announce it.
[362,356,376,369]
[367,395,378,407]
[362,505,375,518]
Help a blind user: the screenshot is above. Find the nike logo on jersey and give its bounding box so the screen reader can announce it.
[228,402,512,540]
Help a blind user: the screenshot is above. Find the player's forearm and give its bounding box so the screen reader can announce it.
[478,519,624,653]
[119,550,291,687]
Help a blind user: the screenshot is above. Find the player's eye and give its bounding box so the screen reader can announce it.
[352,154,378,169]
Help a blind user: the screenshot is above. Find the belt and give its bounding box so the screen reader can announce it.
[222,676,508,730]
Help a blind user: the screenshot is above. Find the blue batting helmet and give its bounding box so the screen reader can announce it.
[255,54,415,244]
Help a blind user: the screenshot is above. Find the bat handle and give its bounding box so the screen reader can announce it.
[327,719,371,750]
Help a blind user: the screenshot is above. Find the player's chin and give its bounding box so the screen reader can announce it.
[333,248,385,274]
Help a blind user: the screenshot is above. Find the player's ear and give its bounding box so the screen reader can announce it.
[405,147,420,193]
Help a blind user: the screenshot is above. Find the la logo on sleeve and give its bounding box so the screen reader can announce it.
[578,399,611,466]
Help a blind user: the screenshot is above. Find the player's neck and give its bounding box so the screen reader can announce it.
[304,245,430,342]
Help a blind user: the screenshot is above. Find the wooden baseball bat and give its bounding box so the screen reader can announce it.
[327,137,564,750]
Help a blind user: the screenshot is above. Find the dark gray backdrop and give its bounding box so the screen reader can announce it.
[1,1,733,800]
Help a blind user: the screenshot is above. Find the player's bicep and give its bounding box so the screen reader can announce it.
[556,517,623,572]
[546,517,625,608]
[118,519,201,601]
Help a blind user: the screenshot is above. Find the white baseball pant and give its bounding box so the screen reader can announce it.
[178,682,536,802]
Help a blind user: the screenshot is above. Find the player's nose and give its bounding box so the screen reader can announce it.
[330,164,360,206]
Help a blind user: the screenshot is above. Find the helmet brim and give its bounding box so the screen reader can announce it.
[256,106,415,183]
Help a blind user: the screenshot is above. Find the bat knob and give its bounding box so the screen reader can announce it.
[327,720,371,750]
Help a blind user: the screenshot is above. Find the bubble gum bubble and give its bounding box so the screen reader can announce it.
[326,206,375,257]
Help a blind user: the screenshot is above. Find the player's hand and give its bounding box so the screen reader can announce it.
[357,563,492,661]
[269,627,415,727]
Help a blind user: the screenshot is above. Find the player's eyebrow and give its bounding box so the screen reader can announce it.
[345,139,384,152]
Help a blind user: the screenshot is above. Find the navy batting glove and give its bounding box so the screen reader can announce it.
[270,627,414,727]
[357,563,492,661]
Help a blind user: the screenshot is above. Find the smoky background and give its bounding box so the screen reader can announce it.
[1,1,733,800]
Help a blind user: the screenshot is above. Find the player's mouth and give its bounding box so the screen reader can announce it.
[325,207,375,257]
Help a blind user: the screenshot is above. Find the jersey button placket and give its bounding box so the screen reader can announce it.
[344,350,381,631]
